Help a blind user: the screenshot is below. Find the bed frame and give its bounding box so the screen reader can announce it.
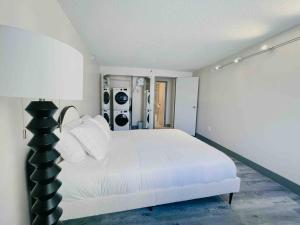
[27,106,239,221]
[61,178,239,220]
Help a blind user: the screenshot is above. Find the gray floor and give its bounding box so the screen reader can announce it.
[63,158,300,225]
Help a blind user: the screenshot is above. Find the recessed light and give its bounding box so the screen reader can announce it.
[234,57,242,63]
[261,45,269,51]
[215,65,222,70]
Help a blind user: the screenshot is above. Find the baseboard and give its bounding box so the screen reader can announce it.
[195,133,300,196]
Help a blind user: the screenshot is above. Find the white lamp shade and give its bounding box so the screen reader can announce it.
[0,25,83,100]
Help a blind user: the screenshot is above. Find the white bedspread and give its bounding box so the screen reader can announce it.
[58,129,237,202]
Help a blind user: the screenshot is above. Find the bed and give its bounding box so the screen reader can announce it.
[56,107,240,220]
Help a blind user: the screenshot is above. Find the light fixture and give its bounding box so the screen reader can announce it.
[261,44,269,51]
[0,25,83,225]
[213,35,300,71]
[234,57,242,63]
[215,65,222,70]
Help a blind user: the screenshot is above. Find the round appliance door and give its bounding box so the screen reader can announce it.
[115,92,128,105]
[104,91,110,104]
[115,113,129,126]
[104,112,110,123]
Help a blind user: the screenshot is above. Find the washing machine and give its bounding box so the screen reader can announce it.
[102,109,111,125]
[113,110,130,131]
[113,88,130,110]
[103,88,110,110]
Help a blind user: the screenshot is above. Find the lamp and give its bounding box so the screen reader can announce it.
[0,25,83,225]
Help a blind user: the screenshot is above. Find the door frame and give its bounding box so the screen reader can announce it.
[154,81,168,128]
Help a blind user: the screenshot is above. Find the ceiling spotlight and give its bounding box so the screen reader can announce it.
[261,45,269,51]
[234,57,242,63]
[215,65,222,70]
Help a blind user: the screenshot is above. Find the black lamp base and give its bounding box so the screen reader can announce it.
[26,101,62,225]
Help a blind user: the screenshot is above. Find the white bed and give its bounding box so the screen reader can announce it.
[58,128,240,220]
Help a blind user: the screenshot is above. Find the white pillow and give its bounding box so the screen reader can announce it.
[60,115,90,132]
[70,120,109,161]
[62,118,82,132]
[55,131,87,163]
[81,114,92,122]
[91,115,111,141]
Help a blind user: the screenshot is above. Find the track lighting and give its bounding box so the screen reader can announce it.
[214,35,300,71]
[215,65,222,70]
[261,45,269,51]
[234,57,242,63]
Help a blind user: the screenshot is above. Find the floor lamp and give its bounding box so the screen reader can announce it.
[0,25,83,225]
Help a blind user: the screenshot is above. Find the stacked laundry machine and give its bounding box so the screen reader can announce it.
[101,75,152,131]
[102,88,111,124]
[102,86,131,131]
[113,88,130,131]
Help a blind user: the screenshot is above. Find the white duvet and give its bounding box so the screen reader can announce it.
[58,129,237,202]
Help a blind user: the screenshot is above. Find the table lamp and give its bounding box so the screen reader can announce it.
[0,25,83,225]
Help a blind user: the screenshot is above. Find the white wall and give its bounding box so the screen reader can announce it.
[0,1,100,225]
[194,25,300,185]
[108,76,132,89]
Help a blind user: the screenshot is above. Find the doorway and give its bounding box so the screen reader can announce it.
[154,81,167,129]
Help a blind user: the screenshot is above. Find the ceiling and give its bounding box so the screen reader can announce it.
[59,0,300,71]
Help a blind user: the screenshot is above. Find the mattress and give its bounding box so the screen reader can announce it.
[58,129,238,202]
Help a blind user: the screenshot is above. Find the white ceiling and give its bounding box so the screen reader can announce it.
[59,0,300,71]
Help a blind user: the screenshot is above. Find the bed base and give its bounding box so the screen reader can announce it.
[61,177,240,220]
[147,192,234,212]
[146,192,234,211]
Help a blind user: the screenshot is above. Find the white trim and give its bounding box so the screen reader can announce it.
[100,66,192,77]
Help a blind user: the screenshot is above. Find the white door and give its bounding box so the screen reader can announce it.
[174,77,199,135]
